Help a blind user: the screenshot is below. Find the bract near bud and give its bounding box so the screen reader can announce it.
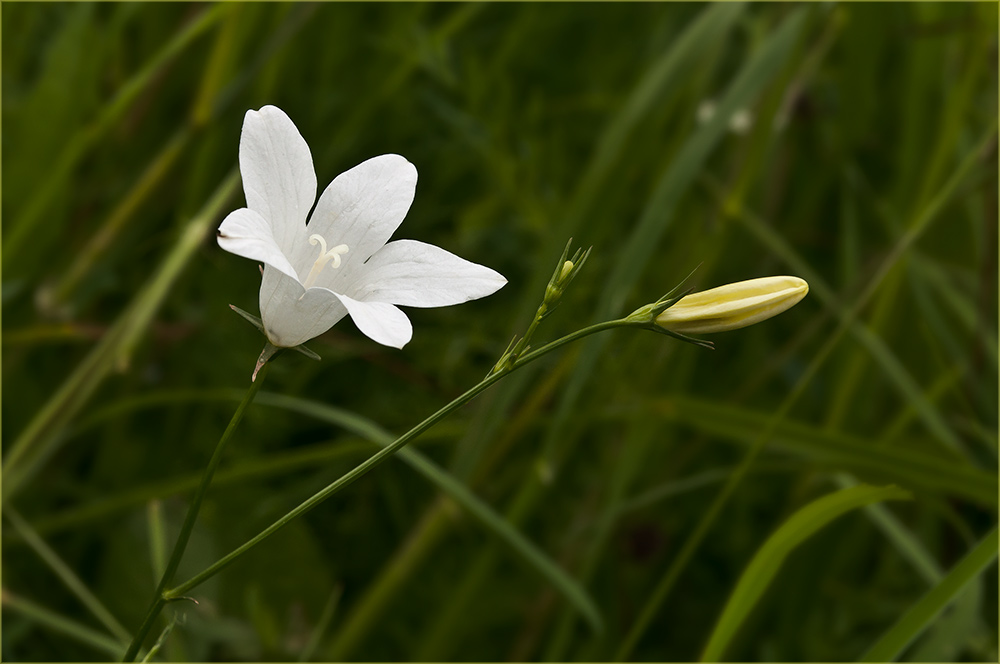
[655,276,808,334]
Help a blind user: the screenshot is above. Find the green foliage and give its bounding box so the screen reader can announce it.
[2,3,996,661]
[701,484,913,662]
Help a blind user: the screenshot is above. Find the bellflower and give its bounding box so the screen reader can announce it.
[655,276,808,334]
[217,105,506,354]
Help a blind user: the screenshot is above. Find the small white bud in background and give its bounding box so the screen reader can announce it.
[728,109,754,135]
[696,99,754,135]
[697,100,717,125]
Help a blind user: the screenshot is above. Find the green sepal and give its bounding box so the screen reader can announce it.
[231,304,321,362]
[229,304,265,333]
[291,343,322,361]
[624,264,704,324]
[645,324,715,351]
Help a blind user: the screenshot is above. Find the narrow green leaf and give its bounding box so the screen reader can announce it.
[603,7,807,313]
[906,577,984,662]
[836,473,990,662]
[299,585,343,662]
[713,175,971,458]
[564,2,746,231]
[1,590,126,659]
[254,392,604,632]
[44,126,192,313]
[701,485,912,662]
[2,170,240,500]
[28,438,384,538]
[860,526,998,663]
[4,507,131,643]
[43,387,603,632]
[5,3,228,267]
[651,395,997,508]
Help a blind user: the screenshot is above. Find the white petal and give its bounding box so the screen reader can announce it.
[258,265,347,347]
[347,240,507,307]
[330,292,413,349]
[299,154,417,272]
[217,208,300,283]
[240,105,316,254]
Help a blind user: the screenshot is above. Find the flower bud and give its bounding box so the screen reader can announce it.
[655,276,808,334]
[558,260,574,284]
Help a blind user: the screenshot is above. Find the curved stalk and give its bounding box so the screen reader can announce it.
[164,318,633,600]
[122,364,270,661]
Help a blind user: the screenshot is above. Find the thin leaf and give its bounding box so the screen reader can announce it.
[1,590,126,659]
[649,395,997,508]
[32,387,603,632]
[2,170,241,500]
[298,585,342,662]
[253,392,605,632]
[860,526,998,662]
[701,485,912,662]
[4,4,229,268]
[4,507,131,643]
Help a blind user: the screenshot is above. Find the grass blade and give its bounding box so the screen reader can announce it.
[860,526,998,662]
[254,392,604,633]
[650,395,997,508]
[4,4,228,269]
[2,170,240,500]
[4,507,131,643]
[1,589,126,659]
[31,387,603,634]
[434,10,812,659]
[701,485,913,662]
[298,585,342,662]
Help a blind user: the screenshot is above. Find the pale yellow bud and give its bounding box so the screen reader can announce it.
[559,260,574,283]
[655,276,808,334]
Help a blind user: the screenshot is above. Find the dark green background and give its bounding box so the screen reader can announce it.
[3,3,997,661]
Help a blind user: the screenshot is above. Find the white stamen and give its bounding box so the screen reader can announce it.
[303,233,349,289]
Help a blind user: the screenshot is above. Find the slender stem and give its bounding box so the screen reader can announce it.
[164,318,633,599]
[517,319,631,365]
[509,298,548,361]
[122,363,269,662]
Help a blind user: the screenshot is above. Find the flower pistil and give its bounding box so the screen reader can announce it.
[302,234,350,289]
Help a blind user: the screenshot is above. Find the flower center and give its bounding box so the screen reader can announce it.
[302,234,349,289]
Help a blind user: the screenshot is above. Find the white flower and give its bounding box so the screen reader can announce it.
[217,105,506,351]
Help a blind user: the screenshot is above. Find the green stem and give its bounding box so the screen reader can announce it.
[122,363,269,662]
[164,319,633,600]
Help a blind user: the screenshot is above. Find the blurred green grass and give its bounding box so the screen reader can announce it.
[2,3,997,662]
